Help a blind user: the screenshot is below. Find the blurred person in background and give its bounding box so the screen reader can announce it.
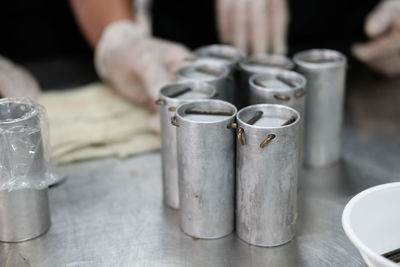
[0,0,399,110]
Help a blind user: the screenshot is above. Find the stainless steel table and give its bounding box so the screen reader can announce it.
[1,71,400,267]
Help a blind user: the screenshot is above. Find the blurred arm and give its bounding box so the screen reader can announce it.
[70,0,190,122]
[69,0,134,47]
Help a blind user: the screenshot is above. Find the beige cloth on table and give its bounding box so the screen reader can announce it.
[37,83,161,165]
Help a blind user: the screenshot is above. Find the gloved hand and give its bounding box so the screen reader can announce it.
[216,0,289,55]
[352,0,400,76]
[0,55,40,98]
[95,20,192,111]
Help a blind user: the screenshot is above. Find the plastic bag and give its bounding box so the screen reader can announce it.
[0,98,58,191]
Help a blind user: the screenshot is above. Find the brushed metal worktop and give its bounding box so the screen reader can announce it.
[1,70,400,266]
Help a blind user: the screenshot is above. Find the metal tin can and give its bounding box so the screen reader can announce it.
[173,100,237,239]
[249,70,307,163]
[236,104,301,247]
[249,70,306,115]
[193,45,243,106]
[175,63,233,104]
[0,100,51,242]
[193,44,243,71]
[293,49,347,167]
[0,188,50,242]
[156,81,216,209]
[238,54,294,109]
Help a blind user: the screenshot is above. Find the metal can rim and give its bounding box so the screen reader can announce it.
[193,44,244,65]
[239,54,294,72]
[158,81,216,105]
[237,104,300,130]
[175,99,237,125]
[249,70,307,93]
[175,63,231,83]
[293,48,347,69]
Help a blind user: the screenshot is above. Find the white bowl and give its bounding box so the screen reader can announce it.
[342,182,400,267]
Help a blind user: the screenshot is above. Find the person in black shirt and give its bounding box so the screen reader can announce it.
[1,0,399,104]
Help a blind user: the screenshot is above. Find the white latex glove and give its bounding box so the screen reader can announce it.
[95,20,191,111]
[352,0,400,76]
[0,55,40,98]
[216,0,289,55]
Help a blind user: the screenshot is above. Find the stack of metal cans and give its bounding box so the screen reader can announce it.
[158,44,347,246]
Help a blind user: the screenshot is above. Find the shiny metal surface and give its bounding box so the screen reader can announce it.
[193,44,243,71]
[1,71,399,266]
[239,54,294,73]
[249,70,306,117]
[236,105,301,247]
[175,100,237,239]
[158,81,216,209]
[249,70,307,163]
[293,49,347,167]
[0,188,50,242]
[193,45,243,106]
[237,54,294,109]
[176,63,233,104]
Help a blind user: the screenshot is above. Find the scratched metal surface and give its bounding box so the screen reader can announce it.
[1,70,400,267]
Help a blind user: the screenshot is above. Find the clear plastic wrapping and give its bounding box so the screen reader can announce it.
[0,98,58,191]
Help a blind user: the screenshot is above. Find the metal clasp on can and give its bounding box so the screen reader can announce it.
[156,81,216,209]
[173,99,237,239]
[236,104,301,247]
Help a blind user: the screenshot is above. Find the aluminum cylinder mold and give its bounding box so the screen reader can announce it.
[156,81,216,209]
[193,45,243,106]
[249,70,306,163]
[237,54,294,109]
[236,104,301,247]
[193,44,243,71]
[173,99,237,239]
[175,63,233,104]
[293,49,347,167]
[0,188,50,242]
[249,69,306,116]
[0,99,52,242]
